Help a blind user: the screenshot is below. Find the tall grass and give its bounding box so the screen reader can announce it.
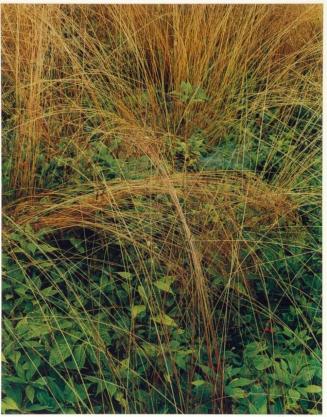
[2,4,322,414]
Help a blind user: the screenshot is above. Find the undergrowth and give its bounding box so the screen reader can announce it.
[1,4,322,414]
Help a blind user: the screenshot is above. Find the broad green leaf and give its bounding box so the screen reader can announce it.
[29,323,51,338]
[118,271,133,280]
[297,366,316,384]
[303,385,321,394]
[3,385,22,409]
[36,390,57,411]
[39,243,57,253]
[244,341,267,358]
[86,377,118,397]
[14,286,28,297]
[104,381,118,397]
[140,342,157,357]
[69,237,84,254]
[270,397,284,414]
[249,397,267,414]
[228,377,255,388]
[192,380,206,387]
[41,287,58,297]
[25,386,35,403]
[176,353,187,370]
[85,376,100,384]
[269,384,282,400]
[120,358,130,369]
[33,377,47,386]
[9,351,21,367]
[25,404,51,412]
[164,372,172,383]
[131,304,146,319]
[63,408,76,414]
[248,384,267,414]
[47,378,65,402]
[138,285,148,303]
[26,242,37,256]
[64,383,89,403]
[229,281,248,296]
[288,388,301,401]
[272,360,292,385]
[253,355,272,371]
[73,344,86,369]
[225,386,247,399]
[2,397,20,413]
[115,391,127,409]
[152,313,177,327]
[49,341,72,366]
[199,364,215,378]
[25,355,41,380]
[153,276,175,294]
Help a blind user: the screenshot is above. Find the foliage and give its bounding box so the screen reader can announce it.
[1,4,322,414]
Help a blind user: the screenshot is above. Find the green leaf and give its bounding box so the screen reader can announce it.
[244,341,267,358]
[73,344,86,369]
[152,313,177,327]
[225,386,247,399]
[33,377,47,386]
[86,376,118,397]
[41,286,58,297]
[139,342,157,357]
[9,351,21,367]
[288,388,301,401]
[26,242,37,256]
[29,323,51,338]
[25,354,41,380]
[153,276,175,294]
[25,404,51,412]
[47,378,65,402]
[199,364,215,378]
[2,397,20,413]
[297,366,316,384]
[69,237,84,254]
[118,271,133,280]
[64,382,89,403]
[138,285,148,303]
[228,377,255,388]
[25,386,35,403]
[86,376,103,384]
[253,355,272,371]
[63,408,76,414]
[15,286,28,297]
[194,87,209,102]
[175,353,187,370]
[249,384,267,414]
[36,390,57,411]
[115,391,127,409]
[249,397,267,413]
[49,341,72,366]
[38,243,57,253]
[272,360,292,385]
[104,381,118,397]
[303,385,321,394]
[192,380,206,387]
[64,384,78,403]
[131,305,146,320]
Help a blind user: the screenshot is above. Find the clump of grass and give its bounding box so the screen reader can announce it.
[2,4,322,414]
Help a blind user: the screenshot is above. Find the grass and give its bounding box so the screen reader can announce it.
[1,4,322,414]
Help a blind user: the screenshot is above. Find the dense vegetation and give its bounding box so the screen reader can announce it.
[1,4,322,414]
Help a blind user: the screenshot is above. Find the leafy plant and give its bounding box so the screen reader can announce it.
[2,3,322,414]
